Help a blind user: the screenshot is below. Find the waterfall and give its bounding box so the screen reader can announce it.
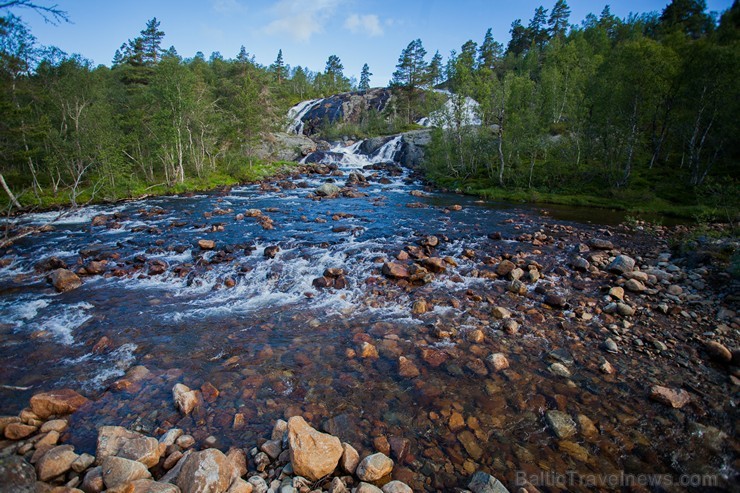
[301,135,404,169]
[286,98,323,134]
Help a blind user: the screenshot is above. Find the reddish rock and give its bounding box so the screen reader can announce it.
[197,239,215,250]
[398,357,420,378]
[649,386,691,409]
[421,257,446,273]
[30,389,88,419]
[4,422,37,440]
[36,444,79,481]
[382,262,410,279]
[287,416,343,482]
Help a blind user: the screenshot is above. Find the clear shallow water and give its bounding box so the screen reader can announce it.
[0,142,733,491]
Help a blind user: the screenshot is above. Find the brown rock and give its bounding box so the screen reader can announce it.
[456,431,483,460]
[649,386,691,408]
[496,260,516,276]
[398,357,420,378]
[448,412,465,432]
[358,342,379,359]
[82,466,104,493]
[491,306,511,319]
[40,419,68,434]
[36,445,79,481]
[486,353,509,372]
[421,257,446,273]
[197,239,215,250]
[0,416,20,435]
[123,479,180,493]
[96,426,162,467]
[340,442,360,474]
[287,416,343,482]
[705,341,732,364]
[382,262,410,279]
[101,456,152,489]
[30,389,88,419]
[176,449,238,493]
[608,286,624,300]
[4,422,37,440]
[356,453,394,482]
[172,384,199,415]
[49,269,82,292]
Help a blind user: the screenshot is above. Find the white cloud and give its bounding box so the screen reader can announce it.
[344,13,384,37]
[211,0,245,14]
[264,0,344,42]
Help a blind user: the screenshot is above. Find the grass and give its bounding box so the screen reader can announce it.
[2,160,298,213]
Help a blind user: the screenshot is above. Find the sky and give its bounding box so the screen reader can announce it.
[15,0,735,87]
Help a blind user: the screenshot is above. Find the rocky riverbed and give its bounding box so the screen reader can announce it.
[0,140,738,492]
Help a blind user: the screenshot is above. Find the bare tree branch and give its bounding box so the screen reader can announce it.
[0,1,69,25]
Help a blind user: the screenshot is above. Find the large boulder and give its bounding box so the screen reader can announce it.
[315,183,340,197]
[607,255,636,274]
[396,130,432,168]
[295,89,393,136]
[175,449,238,493]
[287,416,343,482]
[101,456,152,489]
[252,132,317,162]
[30,389,88,419]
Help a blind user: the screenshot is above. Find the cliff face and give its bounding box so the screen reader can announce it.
[290,88,393,136]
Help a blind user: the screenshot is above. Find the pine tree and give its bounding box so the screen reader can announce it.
[272,49,284,83]
[140,17,164,65]
[359,63,371,91]
[391,39,428,88]
[508,19,530,55]
[427,51,443,87]
[478,28,503,70]
[659,0,714,39]
[528,6,550,48]
[548,0,571,38]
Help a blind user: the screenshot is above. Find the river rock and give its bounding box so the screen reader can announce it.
[486,353,509,372]
[607,255,635,274]
[496,260,516,276]
[546,410,576,439]
[468,471,510,493]
[340,442,360,474]
[287,416,343,481]
[97,426,162,467]
[602,338,619,353]
[0,455,36,493]
[356,484,383,493]
[36,444,78,481]
[102,456,152,489]
[176,449,238,493]
[398,356,420,378]
[197,239,215,250]
[82,466,104,493]
[544,293,567,308]
[548,362,571,378]
[30,389,88,419]
[649,386,691,408]
[358,341,379,359]
[124,479,181,493]
[356,453,393,482]
[172,384,199,415]
[381,481,413,493]
[492,307,511,319]
[616,303,635,316]
[608,286,624,300]
[382,262,409,279]
[624,279,645,292]
[589,238,614,250]
[264,245,280,259]
[71,453,95,473]
[4,422,36,439]
[49,268,82,292]
[704,341,732,364]
[316,183,340,197]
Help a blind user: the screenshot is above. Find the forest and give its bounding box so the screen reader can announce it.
[0,0,738,220]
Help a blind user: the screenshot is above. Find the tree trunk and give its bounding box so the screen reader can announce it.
[0,173,22,209]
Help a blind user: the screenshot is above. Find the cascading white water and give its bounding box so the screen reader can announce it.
[286,98,323,134]
[301,135,404,169]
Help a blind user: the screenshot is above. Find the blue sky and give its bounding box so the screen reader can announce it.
[17,0,735,86]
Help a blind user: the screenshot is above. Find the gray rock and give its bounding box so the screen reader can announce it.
[356,453,394,482]
[316,183,340,197]
[252,132,317,162]
[468,471,510,493]
[545,410,577,439]
[608,255,636,274]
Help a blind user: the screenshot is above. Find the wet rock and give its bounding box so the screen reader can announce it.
[82,466,104,493]
[421,257,446,273]
[649,386,691,409]
[496,260,516,276]
[589,238,614,250]
[448,411,465,432]
[468,471,510,493]
[71,453,95,473]
[410,299,427,315]
[172,384,199,415]
[502,319,519,334]
[0,455,36,493]
[356,453,394,482]
[356,484,383,493]
[704,341,732,364]
[508,280,527,295]
[97,426,159,466]
[624,279,645,293]
[382,262,409,279]
[36,444,79,481]
[548,362,571,378]
[48,268,82,292]
[381,481,412,493]
[125,479,181,492]
[492,307,511,319]
[176,449,238,493]
[247,476,267,493]
[544,293,567,308]
[0,416,20,435]
[259,440,281,460]
[340,442,360,474]
[398,356,420,378]
[545,411,576,439]
[607,255,635,274]
[101,456,152,489]
[287,416,343,482]
[599,359,615,374]
[316,183,340,197]
[358,342,379,359]
[608,286,624,301]
[4,422,36,439]
[601,338,619,353]
[457,431,483,460]
[329,477,349,493]
[571,257,590,271]
[486,353,509,372]
[264,245,280,259]
[30,389,88,419]
[577,415,599,439]
[197,239,215,250]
